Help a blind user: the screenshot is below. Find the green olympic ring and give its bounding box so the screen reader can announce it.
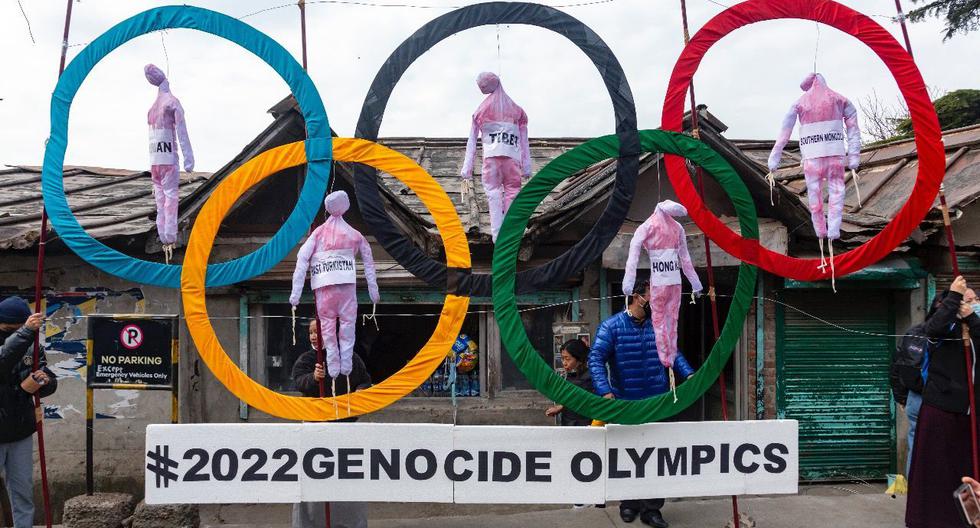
[492,130,758,424]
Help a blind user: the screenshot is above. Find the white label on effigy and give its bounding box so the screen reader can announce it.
[481,121,521,160]
[648,248,681,286]
[149,127,177,165]
[310,249,356,289]
[145,421,798,504]
[797,119,846,159]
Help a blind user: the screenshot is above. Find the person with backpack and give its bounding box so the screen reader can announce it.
[906,277,980,528]
[890,319,930,477]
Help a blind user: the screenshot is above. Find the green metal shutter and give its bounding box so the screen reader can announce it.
[777,290,896,481]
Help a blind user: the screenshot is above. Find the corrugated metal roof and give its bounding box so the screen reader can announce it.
[771,124,980,245]
[374,137,589,245]
[0,165,210,250]
[372,106,792,250]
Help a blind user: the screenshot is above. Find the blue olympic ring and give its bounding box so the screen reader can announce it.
[41,5,331,287]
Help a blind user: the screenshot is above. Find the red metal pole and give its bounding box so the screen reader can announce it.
[312,294,331,527]
[299,4,326,521]
[938,187,979,479]
[679,1,739,525]
[30,2,75,527]
[894,0,974,479]
[298,0,309,71]
[313,316,331,527]
[894,0,915,59]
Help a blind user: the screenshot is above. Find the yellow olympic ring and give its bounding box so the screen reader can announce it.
[181,138,471,421]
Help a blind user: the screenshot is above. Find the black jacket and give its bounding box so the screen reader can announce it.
[890,322,929,405]
[559,369,594,427]
[0,326,57,443]
[922,291,980,414]
[291,350,371,399]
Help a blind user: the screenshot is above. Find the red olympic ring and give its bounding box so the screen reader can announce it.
[661,0,945,281]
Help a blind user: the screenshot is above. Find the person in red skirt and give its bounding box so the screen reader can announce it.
[907,276,980,528]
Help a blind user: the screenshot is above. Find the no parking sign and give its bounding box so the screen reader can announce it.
[87,314,177,389]
[86,314,179,495]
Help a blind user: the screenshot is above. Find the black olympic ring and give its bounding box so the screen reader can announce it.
[354,1,640,297]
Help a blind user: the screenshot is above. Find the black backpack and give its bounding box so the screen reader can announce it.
[890,322,929,405]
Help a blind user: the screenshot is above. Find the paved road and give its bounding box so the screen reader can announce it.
[194,488,906,528]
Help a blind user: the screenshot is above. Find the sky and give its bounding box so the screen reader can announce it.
[0,0,977,173]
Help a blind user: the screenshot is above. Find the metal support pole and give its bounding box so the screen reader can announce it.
[32,2,75,524]
[679,1,740,525]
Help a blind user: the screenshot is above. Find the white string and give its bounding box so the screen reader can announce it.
[851,169,862,208]
[63,0,617,50]
[238,0,615,19]
[362,303,380,330]
[698,0,730,8]
[15,0,36,45]
[656,155,662,202]
[36,291,963,341]
[812,22,821,73]
[160,30,170,78]
[496,24,502,78]
[765,171,776,206]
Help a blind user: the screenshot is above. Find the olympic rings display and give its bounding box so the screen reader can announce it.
[492,130,758,425]
[661,0,945,281]
[41,1,942,423]
[182,139,470,421]
[354,1,640,297]
[41,5,331,288]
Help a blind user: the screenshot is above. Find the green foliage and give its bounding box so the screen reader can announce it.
[908,0,980,40]
[894,89,980,137]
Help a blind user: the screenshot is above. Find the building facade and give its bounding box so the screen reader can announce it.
[2,97,979,519]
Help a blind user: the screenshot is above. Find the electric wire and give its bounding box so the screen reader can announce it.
[34,291,966,341]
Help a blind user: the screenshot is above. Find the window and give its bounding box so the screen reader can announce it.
[263,304,313,393]
[261,299,483,397]
[500,304,564,390]
[414,310,482,398]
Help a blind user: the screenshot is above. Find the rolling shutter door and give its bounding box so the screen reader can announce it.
[777,289,895,481]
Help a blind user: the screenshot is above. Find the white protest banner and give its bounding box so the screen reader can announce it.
[451,425,605,504]
[297,423,453,503]
[604,421,798,500]
[146,423,453,504]
[145,421,797,504]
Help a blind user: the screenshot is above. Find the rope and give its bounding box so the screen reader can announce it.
[496,24,502,79]
[765,172,776,206]
[812,22,821,73]
[159,30,170,78]
[361,303,379,330]
[851,169,862,208]
[36,291,971,341]
[239,0,615,19]
[15,0,36,45]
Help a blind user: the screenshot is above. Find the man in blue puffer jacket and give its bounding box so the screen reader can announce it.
[589,279,695,528]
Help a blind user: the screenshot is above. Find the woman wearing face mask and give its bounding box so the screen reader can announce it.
[907,276,980,528]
